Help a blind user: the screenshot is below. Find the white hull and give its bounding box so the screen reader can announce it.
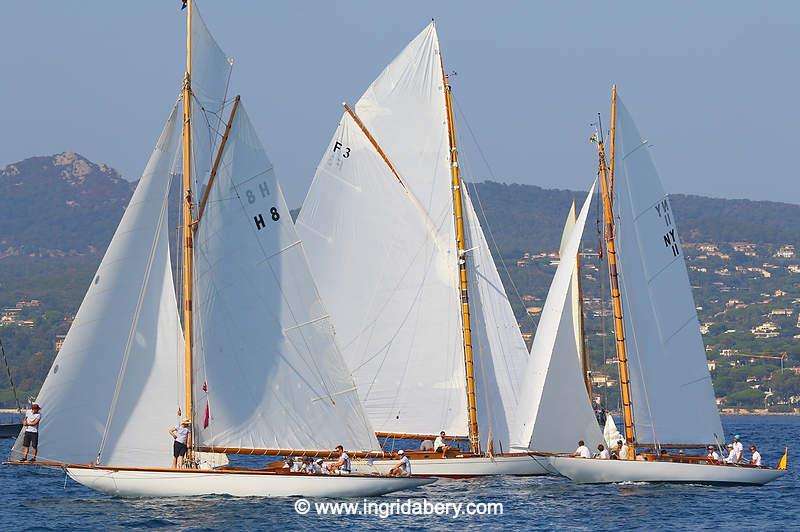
[66,466,435,498]
[549,456,786,485]
[351,454,553,478]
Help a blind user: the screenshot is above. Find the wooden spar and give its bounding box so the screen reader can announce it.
[196,95,241,224]
[181,0,195,431]
[342,103,406,189]
[608,84,617,199]
[375,431,469,442]
[597,85,636,455]
[197,446,395,459]
[442,71,480,455]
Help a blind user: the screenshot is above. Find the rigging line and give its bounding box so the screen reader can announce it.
[0,336,21,412]
[450,94,538,334]
[96,162,174,465]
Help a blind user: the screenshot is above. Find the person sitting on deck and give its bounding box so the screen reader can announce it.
[311,458,325,474]
[20,403,41,462]
[749,445,762,466]
[574,440,591,458]
[619,440,629,460]
[595,444,610,459]
[169,418,191,468]
[419,439,434,451]
[434,431,451,457]
[389,449,412,477]
[707,446,720,462]
[327,445,351,474]
[723,444,735,463]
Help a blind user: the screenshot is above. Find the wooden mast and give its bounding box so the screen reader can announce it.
[181,0,195,433]
[608,84,617,198]
[597,84,635,454]
[442,72,481,455]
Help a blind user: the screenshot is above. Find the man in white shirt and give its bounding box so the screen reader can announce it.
[706,446,720,462]
[574,440,591,458]
[21,403,41,462]
[169,418,192,468]
[389,449,412,477]
[596,444,611,459]
[433,431,451,458]
[724,444,735,463]
[749,445,762,466]
[732,435,744,464]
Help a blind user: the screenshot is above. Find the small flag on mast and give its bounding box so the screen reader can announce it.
[181,0,188,10]
[203,401,210,429]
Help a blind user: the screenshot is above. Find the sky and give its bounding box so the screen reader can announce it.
[1,1,798,208]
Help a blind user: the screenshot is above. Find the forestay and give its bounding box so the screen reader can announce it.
[614,97,723,445]
[12,108,184,467]
[509,184,604,452]
[297,22,469,438]
[462,187,529,451]
[192,104,380,452]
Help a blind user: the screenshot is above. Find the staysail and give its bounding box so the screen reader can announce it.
[12,107,184,467]
[509,184,604,452]
[613,96,723,445]
[558,201,585,370]
[462,187,530,450]
[192,104,380,452]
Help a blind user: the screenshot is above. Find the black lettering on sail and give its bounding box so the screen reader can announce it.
[254,213,266,230]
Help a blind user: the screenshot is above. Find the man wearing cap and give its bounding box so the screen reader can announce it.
[706,446,720,462]
[389,450,412,477]
[731,435,744,464]
[724,443,736,463]
[20,403,41,462]
[169,418,192,468]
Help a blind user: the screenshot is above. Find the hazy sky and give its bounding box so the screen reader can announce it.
[2,1,797,208]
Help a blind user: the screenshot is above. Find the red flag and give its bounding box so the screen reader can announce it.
[203,401,210,429]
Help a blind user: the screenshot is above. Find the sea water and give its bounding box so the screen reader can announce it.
[1,415,797,530]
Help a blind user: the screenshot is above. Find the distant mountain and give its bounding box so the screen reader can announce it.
[0,152,134,258]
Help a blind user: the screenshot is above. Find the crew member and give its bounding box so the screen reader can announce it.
[169,418,192,468]
[389,449,412,477]
[749,445,762,466]
[574,440,591,458]
[434,431,451,457]
[596,444,610,459]
[20,403,41,462]
[327,445,351,474]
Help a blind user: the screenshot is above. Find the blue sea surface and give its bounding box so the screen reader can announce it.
[1,415,797,530]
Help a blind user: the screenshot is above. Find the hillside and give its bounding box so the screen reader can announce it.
[2,153,800,411]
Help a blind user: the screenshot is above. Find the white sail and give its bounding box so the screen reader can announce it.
[603,414,624,449]
[558,201,585,369]
[297,110,467,437]
[190,4,233,192]
[12,108,184,467]
[297,22,469,438]
[509,184,604,452]
[461,187,530,451]
[614,96,723,445]
[192,104,380,452]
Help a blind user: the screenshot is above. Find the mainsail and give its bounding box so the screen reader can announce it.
[613,97,723,445]
[297,22,528,450]
[509,184,603,452]
[192,104,380,452]
[12,107,184,467]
